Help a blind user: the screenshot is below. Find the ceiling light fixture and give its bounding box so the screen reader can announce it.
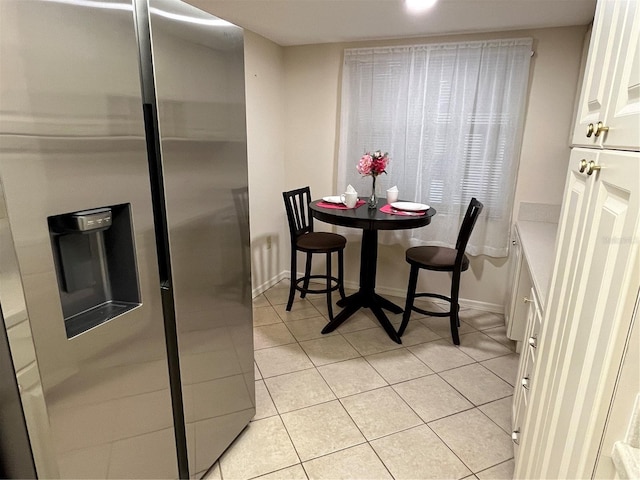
[405,0,438,13]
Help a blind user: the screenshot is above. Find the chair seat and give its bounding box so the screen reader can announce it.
[296,232,346,251]
[406,246,469,272]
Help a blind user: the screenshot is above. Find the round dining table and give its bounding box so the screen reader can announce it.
[310,198,436,343]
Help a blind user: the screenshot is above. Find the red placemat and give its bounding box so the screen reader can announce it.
[380,203,426,216]
[316,200,366,210]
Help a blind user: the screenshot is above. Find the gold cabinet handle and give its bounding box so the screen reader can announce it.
[512,429,520,445]
[523,297,533,304]
[586,161,601,176]
[586,123,595,138]
[522,376,530,390]
[528,335,538,349]
[594,121,609,137]
[579,159,588,173]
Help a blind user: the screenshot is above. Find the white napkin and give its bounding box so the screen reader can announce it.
[387,185,398,192]
[346,184,357,194]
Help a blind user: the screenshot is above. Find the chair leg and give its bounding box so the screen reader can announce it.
[399,265,419,337]
[449,270,462,345]
[286,248,297,311]
[450,308,461,345]
[325,252,334,320]
[301,252,312,299]
[337,249,346,301]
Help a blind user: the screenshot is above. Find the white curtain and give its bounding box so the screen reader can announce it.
[337,38,533,257]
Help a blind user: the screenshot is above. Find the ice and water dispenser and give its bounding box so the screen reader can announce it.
[48,204,141,338]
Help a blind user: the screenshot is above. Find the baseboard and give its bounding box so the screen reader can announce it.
[252,271,288,298]
[455,298,504,314]
[256,270,504,315]
[372,284,504,314]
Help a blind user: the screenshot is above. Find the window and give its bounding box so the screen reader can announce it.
[337,39,533,257]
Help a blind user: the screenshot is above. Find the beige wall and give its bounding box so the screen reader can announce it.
[243,31,288,292]
[246,26,587,308]
[512,26,590,215]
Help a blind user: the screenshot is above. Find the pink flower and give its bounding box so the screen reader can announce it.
[358,150,388,176]
[357,154,373,175]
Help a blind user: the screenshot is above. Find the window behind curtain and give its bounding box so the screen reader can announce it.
[337,39,533,257]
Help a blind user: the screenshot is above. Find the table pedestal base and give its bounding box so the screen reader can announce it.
[321,290,403,343]
[320,229,403,343]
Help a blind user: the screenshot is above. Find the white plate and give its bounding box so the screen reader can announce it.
[390,201,429,212]
[322,196,343,204]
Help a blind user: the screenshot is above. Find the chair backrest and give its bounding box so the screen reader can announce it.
[283,186,314,240]
[454,198,484,265]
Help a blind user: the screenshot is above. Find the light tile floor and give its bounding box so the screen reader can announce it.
[205,281,518,480]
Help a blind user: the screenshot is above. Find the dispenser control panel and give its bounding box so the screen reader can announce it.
[71,208,112,232]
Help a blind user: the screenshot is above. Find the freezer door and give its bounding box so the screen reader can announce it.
[0,0,178,477]
[0,308,37,479]
[147,0,255,474]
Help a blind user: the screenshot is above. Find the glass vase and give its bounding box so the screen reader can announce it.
[367,175,378,209]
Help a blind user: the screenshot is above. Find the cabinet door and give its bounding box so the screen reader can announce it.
[508,260,532,344]
[504,228,523,339]
[572,0,627,147]
[512,301,530,431]
[515,148,597,476]
[548,149,639,478]
[593,312,639,479]
[602,0,640,150]
[516,149,640,478]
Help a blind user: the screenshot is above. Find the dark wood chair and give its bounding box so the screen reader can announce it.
[283,187,347,320]
[398,198,483,345]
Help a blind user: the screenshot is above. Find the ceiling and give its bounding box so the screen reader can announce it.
[188,0,596,47]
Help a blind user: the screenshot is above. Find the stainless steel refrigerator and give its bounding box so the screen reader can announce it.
[0,0,254,478]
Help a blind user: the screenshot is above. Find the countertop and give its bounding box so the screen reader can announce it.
[515,220,558,311]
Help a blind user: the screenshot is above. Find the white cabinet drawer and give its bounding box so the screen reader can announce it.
[512,286,543,461]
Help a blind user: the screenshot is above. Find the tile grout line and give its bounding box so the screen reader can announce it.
[259,289,413,478]
[474,457,516,478]
[249,285,515,480]
[422,420,477,478]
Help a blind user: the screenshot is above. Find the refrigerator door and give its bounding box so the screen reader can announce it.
[0,308,37,479]
[146,0,254,474]
[0,0,177,477]
[0,177,59,478]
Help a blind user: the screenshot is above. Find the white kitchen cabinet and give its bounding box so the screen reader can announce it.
[515,149,640,478]
[506,217,557,457]
[595,316,639,479]
[572,0,640,150]
[604,0,640,150]
[511,286,542,462]
[516,1,640,476]
[504,220,557,350]
[504,228,531,347]
[504,229,522,323]
[534,149,597,348]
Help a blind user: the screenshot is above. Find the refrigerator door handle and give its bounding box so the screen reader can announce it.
[142,102,172,285]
